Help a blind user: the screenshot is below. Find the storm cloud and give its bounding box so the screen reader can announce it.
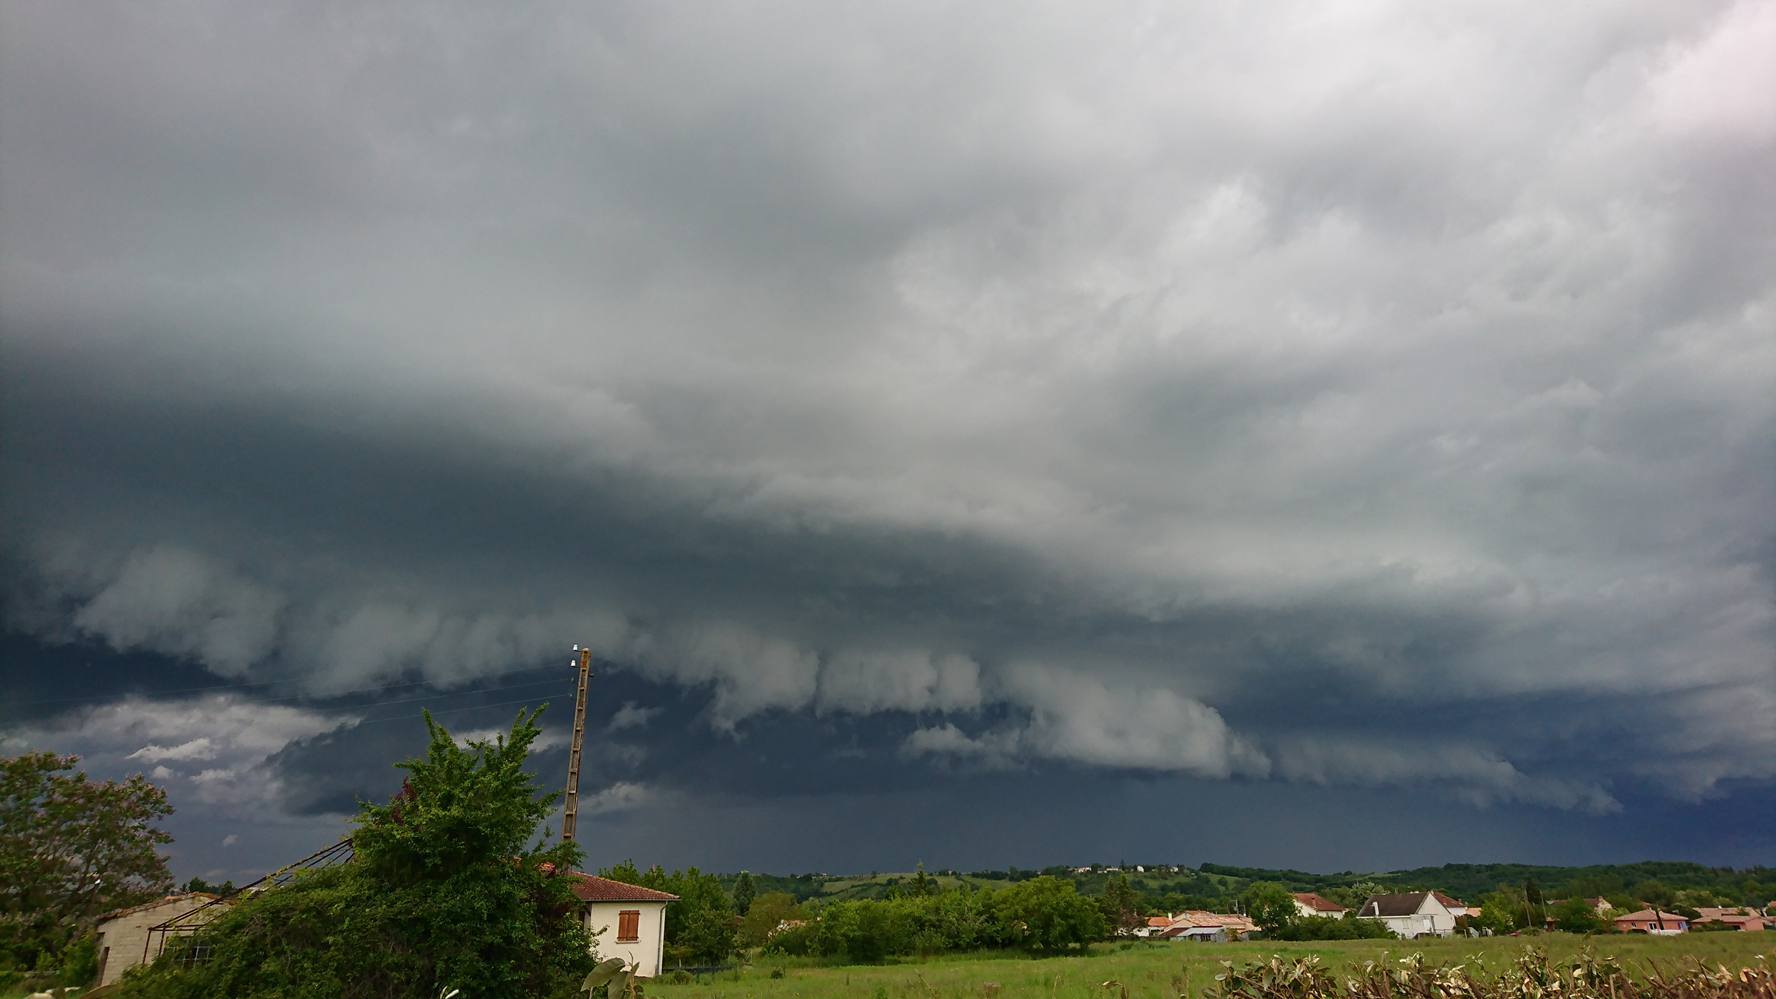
[3,0,1773,871]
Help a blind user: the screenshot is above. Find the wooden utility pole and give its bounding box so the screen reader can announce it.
[562,644,593,843]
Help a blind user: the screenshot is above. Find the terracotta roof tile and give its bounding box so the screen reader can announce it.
[1293,892,1347,912]
[565,872,678,903]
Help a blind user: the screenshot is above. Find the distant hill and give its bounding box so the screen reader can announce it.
[717,861,1774,909]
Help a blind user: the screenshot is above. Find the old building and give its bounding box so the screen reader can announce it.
[92,893,222,988]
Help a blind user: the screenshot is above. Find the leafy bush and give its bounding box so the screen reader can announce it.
[117,708,594,999]
[1213,947,1775,999]
[1264,914,1395,941]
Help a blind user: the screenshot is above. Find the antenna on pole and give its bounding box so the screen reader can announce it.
[562,644,593,843]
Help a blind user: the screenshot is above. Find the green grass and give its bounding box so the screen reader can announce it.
[647,934,1773,998]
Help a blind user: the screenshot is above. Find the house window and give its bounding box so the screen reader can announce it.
[617,910,641,943]
[168,938,213,968]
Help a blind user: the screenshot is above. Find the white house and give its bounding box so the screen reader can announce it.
[1355,891,1457,938]
[1432,892,1474,918]
[567,873,678,977]
[1291,892,1348,919]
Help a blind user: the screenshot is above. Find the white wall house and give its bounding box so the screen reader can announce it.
[1292,893,1348,919]
[1355,891,1457,938]
[568,873,677,978]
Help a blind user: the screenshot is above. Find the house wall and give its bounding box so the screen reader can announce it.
[585,901,669,977]
[94,897,222,988]
[1357,897,1455,939]
[1417,896,1457,937]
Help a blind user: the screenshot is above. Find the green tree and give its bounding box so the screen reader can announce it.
[118,708,593,998]
[1550,897,1608,934]
[910,862,936,898]
[1098,872,1142,934]
[1,752,175,972]
[732,870,757,914]
[1631,880,1674,909]
[1242,882,1298,934]
[991,877,1106,953]
[1477,887,1528,934]
[737,892,801,948]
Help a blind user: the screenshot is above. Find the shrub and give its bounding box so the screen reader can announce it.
[117,709,593,998]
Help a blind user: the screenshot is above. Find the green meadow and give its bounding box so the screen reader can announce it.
[648,933,1773,999]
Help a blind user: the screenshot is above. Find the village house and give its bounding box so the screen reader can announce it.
[92,893,223,988]
[566,873,678,978]
[1611,909,1689,935]
[1432,892,1473,918]
[1150,910,1258,942]
[1692,907,1767,932]
[1355,891,1458,938]
[1291,892,1348,919]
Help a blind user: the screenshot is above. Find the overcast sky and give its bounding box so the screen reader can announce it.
[3,0,1773,882]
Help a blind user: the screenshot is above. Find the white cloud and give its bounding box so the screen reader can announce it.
[605,702,660,733]
[582,782,653,815]
[221,833,239,848]
[128,737,217,763]
[7,695,354,815]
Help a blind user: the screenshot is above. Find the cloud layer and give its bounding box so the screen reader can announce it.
[3,0,1772,830]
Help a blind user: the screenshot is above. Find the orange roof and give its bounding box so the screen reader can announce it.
[1612,909,1688,923]
[1293,892,1346,912]
[1433,892,1466,908]
[1146,915,1173,927]
[565,872,678,903]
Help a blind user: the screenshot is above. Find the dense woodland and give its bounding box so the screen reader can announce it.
[720,860,1774,915]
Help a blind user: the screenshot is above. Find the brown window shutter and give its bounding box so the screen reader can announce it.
[618,909,640,942]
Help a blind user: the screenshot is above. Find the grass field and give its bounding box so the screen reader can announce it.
[647,934,1774,998]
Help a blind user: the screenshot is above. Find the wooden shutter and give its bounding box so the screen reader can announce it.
[618,909,641,942]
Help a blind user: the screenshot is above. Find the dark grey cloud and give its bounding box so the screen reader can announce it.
[3,0,1774,871]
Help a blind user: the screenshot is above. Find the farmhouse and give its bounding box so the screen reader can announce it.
[1692,907,1766,932]
[566,872,678,977]
[1355,891,1457,938]
[1292,892,1348,919]
[1432,892,1473,918]
[1152,910,1258,942]
[93,893,223,988]
[1611,909,1689,935]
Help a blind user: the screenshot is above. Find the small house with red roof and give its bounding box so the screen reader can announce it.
[1292,892,1348,919]
[1611,909,1688,935]
[1692,907,1766,932]
[565,873,678,977]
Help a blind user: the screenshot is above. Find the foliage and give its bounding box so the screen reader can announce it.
[1097,873,1142,935]
[0,751,175,973]
[739,892,804,949]
[1477,887,1534,934]
[762,878,1103,962]
[117,708,593,999]
[991,877,1105,953]
[653,934,1776,998]
[1264,914,1396,941]
[1549,897,1610,935]
[732,871,757,915]
[1212,947,1776,999]
[180,876,235,896]
[1241,882,1298,933]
